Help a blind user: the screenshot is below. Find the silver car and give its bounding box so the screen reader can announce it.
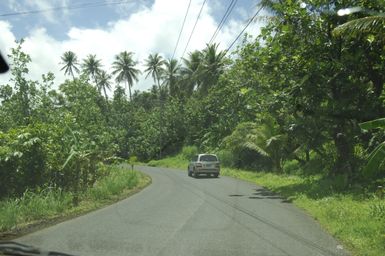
[188,154,220,178]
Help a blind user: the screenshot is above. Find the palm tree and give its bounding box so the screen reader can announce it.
[112,51,141,101]
[81,54,102,85]
[144,53,165,91]
[162,58,181,98]
[144,53,165,159]
[223,117,287,172]
[181,50,203,96]
[200,43,226,94]
[60,51,80,80]
[245,121,287,173]
[96,70,112,101]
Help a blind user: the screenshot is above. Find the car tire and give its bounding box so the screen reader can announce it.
[214,173,219,178]
[188,168,192,177]
[193,170,198,178]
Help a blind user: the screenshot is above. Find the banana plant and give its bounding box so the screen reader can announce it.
[359,118,385,178]
[61,125,93,206]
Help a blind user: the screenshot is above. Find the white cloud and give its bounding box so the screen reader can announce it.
[0,0,265,94]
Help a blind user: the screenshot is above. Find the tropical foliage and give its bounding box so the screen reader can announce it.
[1,0,385,201]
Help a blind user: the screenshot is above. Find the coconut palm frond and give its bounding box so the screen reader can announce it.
[333,16,385,37]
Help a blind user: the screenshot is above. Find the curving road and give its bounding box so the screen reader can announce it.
[16,166,349,256]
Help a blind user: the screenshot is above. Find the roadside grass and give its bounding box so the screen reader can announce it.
[0,165,150,235]
[148,155,385,256]
[148,155,186,169]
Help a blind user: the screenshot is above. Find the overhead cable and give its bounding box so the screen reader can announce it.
[226,5,263,53]
[180,0,208,59]
[208,0,238,45]
[171,0,192,60]
[0,0,131,17]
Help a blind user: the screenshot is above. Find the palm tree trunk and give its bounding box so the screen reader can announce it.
[128,84,132,102]
[103,86,108,102]
[125,80,132,101]
[156,74,162,159]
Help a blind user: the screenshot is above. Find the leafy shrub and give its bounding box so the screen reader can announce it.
[147,160,157,167]
[301,157,328,175]
[181,145,198,160]
[283,159,301,174]
[0,127,48,197]
[216,149,236,167]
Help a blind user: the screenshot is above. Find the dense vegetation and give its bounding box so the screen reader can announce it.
[1,0,385,206]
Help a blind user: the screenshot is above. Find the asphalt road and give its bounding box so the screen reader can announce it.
[16,166,349,256]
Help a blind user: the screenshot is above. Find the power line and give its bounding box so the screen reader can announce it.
[208,0,238,45]
[171,0,192,60]
[180,0,207,59]
[226,5,263,53]
[0,0,131,17]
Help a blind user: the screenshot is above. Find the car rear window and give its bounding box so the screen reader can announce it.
[200,155,218,162]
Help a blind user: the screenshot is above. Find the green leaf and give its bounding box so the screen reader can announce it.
[61,149,77,170]
[240,87,249,95]
[367,34,375,43]
[243,141,269,156]
[363,142,385,178]
[359,118,385,130]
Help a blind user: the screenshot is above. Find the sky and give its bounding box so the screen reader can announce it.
[0,0,265,93]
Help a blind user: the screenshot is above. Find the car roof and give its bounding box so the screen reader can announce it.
[198,154,217,157]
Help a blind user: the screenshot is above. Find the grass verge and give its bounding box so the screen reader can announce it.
[148,155,186,169]
[147,155,385,256]
[0,165,151,239]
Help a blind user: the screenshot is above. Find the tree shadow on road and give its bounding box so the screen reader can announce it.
[247,188,293,203]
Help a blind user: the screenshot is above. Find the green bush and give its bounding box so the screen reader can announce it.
[181,145,198,160]
[0,127,48,198]
[283,159,300,174]
[216,150,236,167]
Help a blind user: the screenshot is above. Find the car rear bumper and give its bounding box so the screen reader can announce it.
[195,168,220,174]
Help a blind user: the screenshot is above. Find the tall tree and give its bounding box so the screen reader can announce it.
[181,50,203,96]
[144,53,165,91]
[199,43,226,94]
[162,58,181,98]
[96,70,112,101]
[81,54,102,86]
[112,51,141,101]
[144,53,165,159]
[60,51,80,80]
